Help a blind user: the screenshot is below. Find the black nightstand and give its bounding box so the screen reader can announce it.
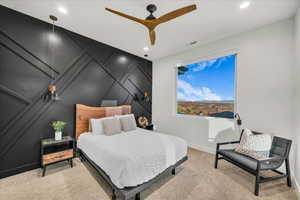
[138,124,154,131]
[41,136,75,176]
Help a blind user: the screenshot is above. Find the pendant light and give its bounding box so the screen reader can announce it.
[47,15,60,101]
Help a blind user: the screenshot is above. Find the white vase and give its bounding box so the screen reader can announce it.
[55,131,62,141]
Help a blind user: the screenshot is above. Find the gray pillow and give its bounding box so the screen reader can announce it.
[120,116,137,132]
[102,118,122,136]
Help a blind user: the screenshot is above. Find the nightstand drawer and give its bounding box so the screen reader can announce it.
[43,149,73,165]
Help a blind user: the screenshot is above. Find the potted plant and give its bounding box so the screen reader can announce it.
[51,121,66,141]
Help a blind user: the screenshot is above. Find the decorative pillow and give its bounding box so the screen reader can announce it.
[235,129,272,160]
[89,116,114,135]
[120,116,137,132]
[102,118,122,136]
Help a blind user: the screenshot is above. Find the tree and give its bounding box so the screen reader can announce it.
[178,66,188,75]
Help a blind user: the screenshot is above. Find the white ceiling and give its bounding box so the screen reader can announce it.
[0,0,298,60]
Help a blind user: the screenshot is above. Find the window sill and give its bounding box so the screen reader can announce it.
[174,113,235,121]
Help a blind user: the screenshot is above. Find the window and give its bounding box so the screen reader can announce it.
[177,54,236,119]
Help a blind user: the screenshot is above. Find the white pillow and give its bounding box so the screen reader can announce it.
[115,114,137,132]
[235,129,272,160]
[90,116,114,135]
[102,118,122,136]
[119,116,137,132]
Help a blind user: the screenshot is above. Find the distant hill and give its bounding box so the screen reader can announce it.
[178,100,234,104]
[209,111,234,119]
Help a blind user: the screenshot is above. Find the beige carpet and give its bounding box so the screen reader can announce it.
[0,148,297,200]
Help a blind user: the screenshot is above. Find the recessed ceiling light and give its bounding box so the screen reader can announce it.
[240,1,250,9]
[143,46,149,51]
[190,41,197,45]
[58,7,68,14]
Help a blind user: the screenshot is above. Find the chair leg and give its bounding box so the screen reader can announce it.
[285,158,292,187]
[255,173,260,196]
[214,152,219,169]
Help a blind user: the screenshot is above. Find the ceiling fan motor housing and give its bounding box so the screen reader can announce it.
[147,4,157,13]
[146,4,157,20]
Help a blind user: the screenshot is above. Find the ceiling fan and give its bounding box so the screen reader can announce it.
[105,4,197,45]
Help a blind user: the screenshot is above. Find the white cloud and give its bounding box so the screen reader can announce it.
[192,56,228,72]
[177,80,221,101]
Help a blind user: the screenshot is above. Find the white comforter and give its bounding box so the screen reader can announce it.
[77,128,187,188]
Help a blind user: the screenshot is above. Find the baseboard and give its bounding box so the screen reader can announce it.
[0,162,39,179]
[292,174,300,200]
[188,143,215,154]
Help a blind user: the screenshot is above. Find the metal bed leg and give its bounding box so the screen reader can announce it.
[112,189,116,200]
[80,152,85,162]
[135,193,140,200]
[172,168,176,175]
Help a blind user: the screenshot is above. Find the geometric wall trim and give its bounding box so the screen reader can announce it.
[0,5,152,178]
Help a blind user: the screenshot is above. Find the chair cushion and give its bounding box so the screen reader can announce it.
[219,149,282,170]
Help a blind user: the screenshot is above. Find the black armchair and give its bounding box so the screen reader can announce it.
[215,130,292,196]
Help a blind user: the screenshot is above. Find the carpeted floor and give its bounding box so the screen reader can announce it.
[0,148,297,200]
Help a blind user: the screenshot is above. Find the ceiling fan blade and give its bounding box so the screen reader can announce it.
[105,8,146,26]
[149,30,156,45]
[157,4,197,24]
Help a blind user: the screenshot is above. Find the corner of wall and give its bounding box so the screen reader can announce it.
[293,5,300,200]
[292,174,300,200]
[188,142,216,155]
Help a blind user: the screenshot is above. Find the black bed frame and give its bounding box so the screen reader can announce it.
[78,148,188,200]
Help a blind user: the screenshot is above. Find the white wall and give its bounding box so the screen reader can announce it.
[293,6,300,198]
[153,19,295,155]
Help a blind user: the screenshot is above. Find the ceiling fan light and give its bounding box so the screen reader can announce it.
[190,41,197,45]
[240,1,251,9]
[58,7,68,14]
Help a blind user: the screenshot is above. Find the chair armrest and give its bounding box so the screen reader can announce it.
[255,156,284,171]
[217,141,240,146]
[216,140,240,152]
[258,156,284,164]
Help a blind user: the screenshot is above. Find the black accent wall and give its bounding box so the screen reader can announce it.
[0,6,152,178]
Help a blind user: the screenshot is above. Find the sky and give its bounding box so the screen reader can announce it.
[177,54,236,102]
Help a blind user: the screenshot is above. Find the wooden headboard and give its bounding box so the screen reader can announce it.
[75,104,131,139]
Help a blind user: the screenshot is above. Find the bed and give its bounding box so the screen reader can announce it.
[75,104,188,200]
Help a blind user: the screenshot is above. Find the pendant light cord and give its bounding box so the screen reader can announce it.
[50,18,55,85]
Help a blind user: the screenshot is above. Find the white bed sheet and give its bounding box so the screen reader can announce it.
[77,128,187,188]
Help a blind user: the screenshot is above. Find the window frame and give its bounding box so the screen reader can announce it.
[173,50,239,119]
